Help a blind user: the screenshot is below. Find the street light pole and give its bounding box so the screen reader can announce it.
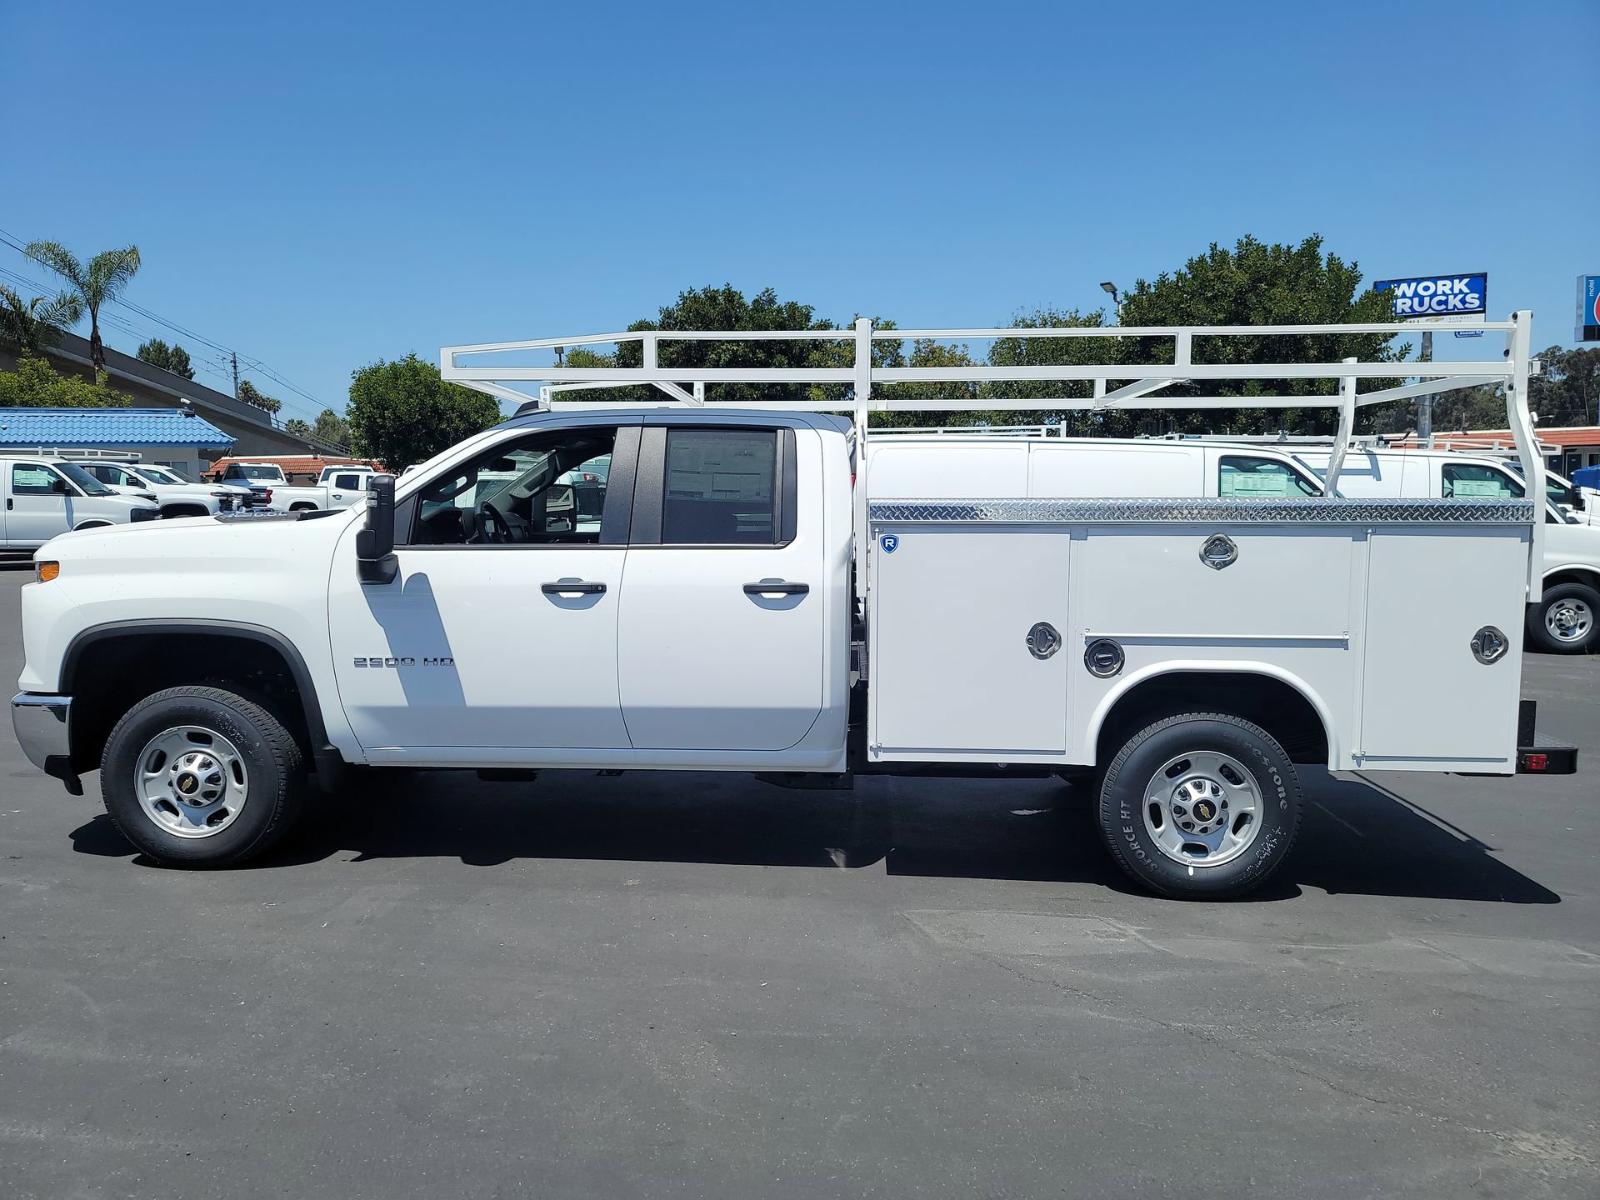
[1100,281,1122,325]
[1418,327,1433,441]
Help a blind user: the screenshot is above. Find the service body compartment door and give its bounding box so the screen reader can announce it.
[1359,526,1529,768]
[870,525,1070,760]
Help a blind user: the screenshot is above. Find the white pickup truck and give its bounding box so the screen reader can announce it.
[214,462,376,512]
[9,315,1577,898]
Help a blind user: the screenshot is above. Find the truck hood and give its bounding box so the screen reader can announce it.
[39,507,357,566]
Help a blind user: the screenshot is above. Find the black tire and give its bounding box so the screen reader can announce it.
[1525,581,1600,654]
[100,686,306,867]
[1097,712,1301,899]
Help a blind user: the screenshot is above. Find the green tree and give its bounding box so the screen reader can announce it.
[0,355,132,408]
[347,353,503,469]
[312,407,351,447]
[614,285,843,406]
[136,337,194,380]
[1115,234,1407,435]
[1530,345,1600,428]
[0,285,83,354]
[284,418,312,437]
[981,306,1118,433]
[236,378,282,414]
[24,240,141,371]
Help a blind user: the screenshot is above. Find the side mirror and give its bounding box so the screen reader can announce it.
[51,478,71,495]
[356,474,398,584]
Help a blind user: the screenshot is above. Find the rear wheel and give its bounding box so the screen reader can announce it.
[1097,712,1301,899]
[100,686,306,867]
[1526,581,1600,654]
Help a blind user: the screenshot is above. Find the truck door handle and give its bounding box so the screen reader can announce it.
[744,579,809,595]
[541,579,606,595]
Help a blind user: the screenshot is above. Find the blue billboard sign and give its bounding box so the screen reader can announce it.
[1579,275,1600,342]
[1374,272,1487,318]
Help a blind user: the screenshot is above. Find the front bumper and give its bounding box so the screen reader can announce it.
[11,693,73,779]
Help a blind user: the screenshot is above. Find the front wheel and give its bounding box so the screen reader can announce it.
[1526,582,1600,654]
[1097,712,1302,899]
[100,686,306,867]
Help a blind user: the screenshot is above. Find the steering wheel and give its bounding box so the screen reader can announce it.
[477,500,511,544]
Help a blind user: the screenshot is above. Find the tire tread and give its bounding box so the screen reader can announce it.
[1098,710,1301,900]
[100,685,306,867]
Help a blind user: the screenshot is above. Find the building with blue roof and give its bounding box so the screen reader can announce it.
[0,406,237,479]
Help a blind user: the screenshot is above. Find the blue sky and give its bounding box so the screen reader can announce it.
[3,0,1596,423]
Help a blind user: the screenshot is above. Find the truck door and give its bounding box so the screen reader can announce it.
[5,462,74,545]
[616,424,825,751]
[327,472,365,507]
[327,421,638,757]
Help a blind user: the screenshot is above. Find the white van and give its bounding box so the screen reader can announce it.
[1291,447,1600,654]
[1,456,161,552]
[867,436,1325,500]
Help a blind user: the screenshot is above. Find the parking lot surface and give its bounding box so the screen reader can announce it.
[1,565,1596,1198]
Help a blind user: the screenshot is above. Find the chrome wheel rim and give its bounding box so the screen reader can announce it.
[133,726,249,839]
[1545,598,1593,643]
[1141,749,1262,868]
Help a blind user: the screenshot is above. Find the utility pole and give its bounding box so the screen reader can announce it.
[231,351,240,398]
[1417,328,1433,441]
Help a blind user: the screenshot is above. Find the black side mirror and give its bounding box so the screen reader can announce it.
[51,478,71,494]
[356,474,398,584]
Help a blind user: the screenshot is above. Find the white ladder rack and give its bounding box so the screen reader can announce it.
[441,313,1543,592]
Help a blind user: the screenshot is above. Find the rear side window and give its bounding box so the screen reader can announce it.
[662,429,778,544]
[1442,463,1523,499]
[333,473,362,490]
[11,464,59,496]
[1219,456,1319,497]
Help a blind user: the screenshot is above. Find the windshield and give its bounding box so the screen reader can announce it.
[54,461,114,496]
[142,465,186,484]
[236,465,282,481]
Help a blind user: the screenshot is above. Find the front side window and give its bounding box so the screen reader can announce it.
[662,429,777,544]
[1442,463,1523,499]
[11,463,63,496]
[1218,455,1320,498]
[407,427,617,546]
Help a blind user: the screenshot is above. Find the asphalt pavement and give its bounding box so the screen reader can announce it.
[1,564,1596,1198]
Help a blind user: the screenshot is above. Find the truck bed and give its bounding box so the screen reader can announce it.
[866,497,1534,773]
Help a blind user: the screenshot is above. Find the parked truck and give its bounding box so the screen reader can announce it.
[213,462,377,512]
[9,315,1576,897]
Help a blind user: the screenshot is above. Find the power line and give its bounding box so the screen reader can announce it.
[0,225,336,420]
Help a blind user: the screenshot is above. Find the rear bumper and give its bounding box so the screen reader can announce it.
[1516,700,1578,775]
[11,692,73,777]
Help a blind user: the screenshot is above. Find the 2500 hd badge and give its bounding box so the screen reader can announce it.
[353,656,456,668]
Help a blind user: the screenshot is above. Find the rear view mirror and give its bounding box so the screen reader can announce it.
[356,474,398,584]
[51,479,70,495]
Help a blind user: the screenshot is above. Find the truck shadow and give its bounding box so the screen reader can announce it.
[69,768,1559,903]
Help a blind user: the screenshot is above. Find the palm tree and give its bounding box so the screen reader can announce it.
[0,285,84,355]
[24,241,141,371]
